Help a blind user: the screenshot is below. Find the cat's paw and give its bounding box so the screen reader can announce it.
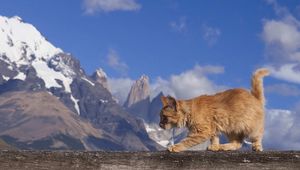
[207,144,220,151]
[252,144,263,152]
[168,145,185,152]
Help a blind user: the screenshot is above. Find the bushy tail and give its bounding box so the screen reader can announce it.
[251,68,269,105]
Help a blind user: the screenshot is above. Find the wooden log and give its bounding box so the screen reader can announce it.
[0,150,299,169]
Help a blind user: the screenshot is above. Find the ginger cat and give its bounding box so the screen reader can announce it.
[159,68,269,152]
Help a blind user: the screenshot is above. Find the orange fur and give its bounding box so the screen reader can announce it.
[159,68,269,152]
[251,68,270,105]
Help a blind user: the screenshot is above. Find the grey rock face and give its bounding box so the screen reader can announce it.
[148,92,164,123]
[124,75,150,108]
[70,78,161,151]
[91,68,109,90]
[124,76,162,124]
[48,53,85,77]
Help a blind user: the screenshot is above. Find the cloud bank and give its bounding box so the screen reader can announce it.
[264,108,300,150]
[83,0,141,14]
[151,65,226,100]
[265,83,300,96]
[107,77,134,105]
[262,0,300,84]
[108,65,226,105]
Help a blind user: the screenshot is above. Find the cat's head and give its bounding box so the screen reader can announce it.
[159,96,185,129]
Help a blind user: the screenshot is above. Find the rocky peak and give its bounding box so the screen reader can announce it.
[124,75,150,108]
[91,68,109,90]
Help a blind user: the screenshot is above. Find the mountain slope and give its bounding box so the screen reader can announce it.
[0,91,110,150]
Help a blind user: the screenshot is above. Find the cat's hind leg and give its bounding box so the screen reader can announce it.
[218,133,243,151]
[248,125,264,151]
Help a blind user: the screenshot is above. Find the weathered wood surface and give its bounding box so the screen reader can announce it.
[0,150,299,170]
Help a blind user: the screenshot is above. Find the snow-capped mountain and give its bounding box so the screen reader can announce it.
[0,16,161,151]
[0,16,80,113]
[0,16,62,64]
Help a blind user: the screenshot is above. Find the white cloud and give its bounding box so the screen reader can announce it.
[151,65,226,100]
[202,24,221,46]
[266,64,300,84]
[83,0,141,14]
[265,0,291,17]
[106,49,129,76]
[170,17,187,33]
[262,0,300,84]
[107,77,134,104]
[262,19,300,62]
[264,109,300,150]
[261,1,300,150]
[151,77,176,99]
[265,83,300,96]
[108,65,226,105]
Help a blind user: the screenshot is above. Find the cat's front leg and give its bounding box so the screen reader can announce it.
[207,135,220,151]
[168,133,208,152]
[168,144,186,152]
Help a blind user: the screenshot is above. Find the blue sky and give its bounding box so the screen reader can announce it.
[1,0,300,149]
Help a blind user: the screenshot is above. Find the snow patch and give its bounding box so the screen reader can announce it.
[157,140,170,147]
[2,75,10,81]
[13,71,26,80]
[32,60,73,93]
[143,121,172,148]
[48,55,75,77]
[82,77,95,86]
[7,65,13,70]
[99,99,108,103]
[70,94,80,115]
[144,123,157,133]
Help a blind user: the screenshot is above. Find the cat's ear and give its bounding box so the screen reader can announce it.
[161,95,178,110]
[167,96,178,110]
[161,96,168,106]
[166,95,176,106]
